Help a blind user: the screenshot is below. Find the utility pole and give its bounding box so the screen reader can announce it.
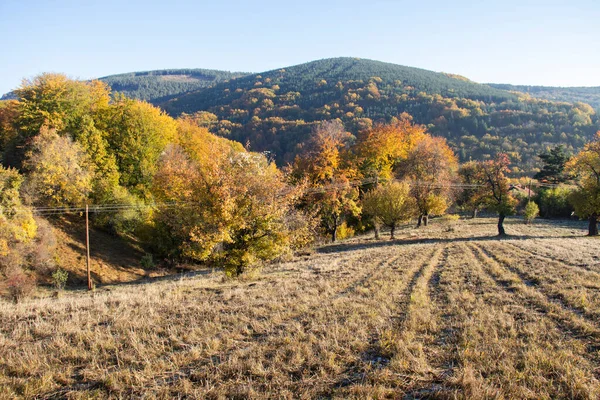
[528,179,532,202]
[86,204,92,290]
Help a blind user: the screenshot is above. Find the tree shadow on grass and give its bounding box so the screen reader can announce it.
[317,233,585,254]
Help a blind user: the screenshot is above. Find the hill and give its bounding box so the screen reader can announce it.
[160,58,599,173]
[98,68,250,104]
[488,84,600,111]
[2,218,599,398]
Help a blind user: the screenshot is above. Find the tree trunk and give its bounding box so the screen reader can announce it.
[417,215,423,228]
[472,208,478,219]
[331,215,339,242]
[423,214,429,226]
[374,220,380,240]
[390,223,395,240]
[588,215,599,236]
[497,213,506,236]
[235,264,244,277]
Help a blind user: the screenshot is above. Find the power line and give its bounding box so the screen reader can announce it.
[0,177,568,216]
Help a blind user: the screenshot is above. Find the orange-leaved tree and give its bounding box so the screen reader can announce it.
[291,120,360,242]
[354,113,426,185]
[395,134,458,226]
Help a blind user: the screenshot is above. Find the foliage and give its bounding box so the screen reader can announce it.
[152,125,310,276]
[14,73,110,140]
[0,167,37,257]
[0,100,20,159]
[566,132,600,235]
[354,114,425,183]
[534,145,571,183]
[23,126,95,207]
[0,167,40,300]
[100,96,177,199]
[362,181,416,238]
[335,222,355,240]
[468,154,518,235]
[4,270,36,302]
[51,268,69,290]
[524,201,539,224]
[395,134,457,225]
[100,68,248,104]
[489,84,600,111]
[140,254,155,269]
[457,161,484,216]
[158,58,598,172]
[536,186,573,218]
[291,120,360,242]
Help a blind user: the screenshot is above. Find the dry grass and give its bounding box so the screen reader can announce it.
[1,218,599,399]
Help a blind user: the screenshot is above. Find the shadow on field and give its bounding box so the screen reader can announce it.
[317,233,583,254]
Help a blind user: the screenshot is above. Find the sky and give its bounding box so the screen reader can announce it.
[1,0,599,95]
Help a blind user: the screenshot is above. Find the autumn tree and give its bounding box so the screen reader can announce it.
[152,122,311,277]
[15,73,110,137]
[354,113,426,184]
[470,154,518,236]
[22,126,94,208]
[395,135,458,226]
[0,167,37,260]
[0,100,20,160]
[362,181,416,239]
[566,132,600,236]
[458,161,484,218]
[0,167,38,300]
[291,120,360,242]
[6,74,110,169]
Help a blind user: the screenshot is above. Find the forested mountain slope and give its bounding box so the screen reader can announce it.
[160,58,599,173]
[98,68,249,104]
[488,84,600,111]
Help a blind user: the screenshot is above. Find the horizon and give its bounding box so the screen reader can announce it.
[1,0,600,95]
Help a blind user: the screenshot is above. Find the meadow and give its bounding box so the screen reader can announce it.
[1,218,599,399]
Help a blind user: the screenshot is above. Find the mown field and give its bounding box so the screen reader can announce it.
[1,218,599,399]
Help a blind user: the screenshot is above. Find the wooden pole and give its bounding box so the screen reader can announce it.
[86,204,92,290]
[528,179,532,202]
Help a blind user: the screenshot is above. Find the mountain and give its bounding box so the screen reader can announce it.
[488,84,600,111]
[4,58,597,174]
[158,58,598,173]
[98,68,250,104]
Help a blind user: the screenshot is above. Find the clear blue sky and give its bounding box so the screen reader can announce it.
[1,0,599,95]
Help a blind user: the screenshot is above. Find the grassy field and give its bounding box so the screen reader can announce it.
[1,218,599,399]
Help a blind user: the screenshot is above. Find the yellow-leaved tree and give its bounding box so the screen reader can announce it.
[566,132,600,236]
[0,167,38,301]
[152,121,312,277]
[362,181,416,239]
[23,126,94,208]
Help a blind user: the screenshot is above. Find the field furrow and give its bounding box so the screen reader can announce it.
[483,242,600,322]
[2,219,600,399]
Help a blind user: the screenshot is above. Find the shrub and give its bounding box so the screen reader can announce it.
[51,268,68,290]
[5,271,35,303]
[336,222,355,240]
[536,186,573,218]
[524,201,540,224]
[140,253,155,269]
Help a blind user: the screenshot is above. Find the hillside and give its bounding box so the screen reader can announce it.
[489,84,600,111]
[2,218,600,398]
[98,68,249,104]
[159,58,599,172]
